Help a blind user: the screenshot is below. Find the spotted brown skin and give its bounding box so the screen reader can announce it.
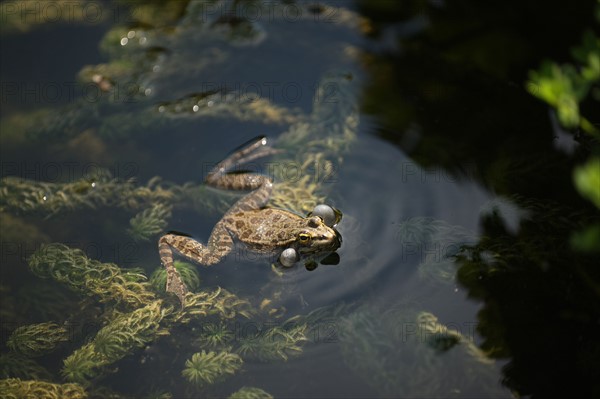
[158,137,340,305]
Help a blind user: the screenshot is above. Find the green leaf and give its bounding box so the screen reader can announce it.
[570,224,600,252]
[573,157,600,208]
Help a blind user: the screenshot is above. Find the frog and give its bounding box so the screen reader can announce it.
[158,136,341,305]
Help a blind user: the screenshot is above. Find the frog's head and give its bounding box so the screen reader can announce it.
[294,215,341,254]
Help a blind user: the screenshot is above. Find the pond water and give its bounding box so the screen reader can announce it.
[1,1,599,398]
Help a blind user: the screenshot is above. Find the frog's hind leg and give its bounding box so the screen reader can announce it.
[206,136,279,215]
[158,225,233,305]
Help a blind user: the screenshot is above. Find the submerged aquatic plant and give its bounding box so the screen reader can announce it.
[128,203,173,241]
[417,312,492,364]
[0,378,86,399]
[156,90,302,125]
[62,301,168,385]
[395,217,477,284]
[228,386,274,399]
[7,322,69,358]
[150,261,201,293]
[173,288,253,325]
[272,72,359,213]
[337,305,501,397]
[19,243,251,391]
[28,243,156,308]
[0,171,168,215]
[182,350,243,388]
[0,1,367,396]
[395,216,440,243]
[235,322,308,362]
[193,322,234,349]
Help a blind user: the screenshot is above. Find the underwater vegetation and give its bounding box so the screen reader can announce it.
[228,386,273,399]
[7,322,70,358]
[150,261,201,294]
[0,0,98,34]
[0,242,283,397]
[235,322,308,362]
[2,0,575,397]
[0,378,87,399]
[0,1,365,396]
[336,305,503,398]
[181,350,242,388]
[395,216,477,284]
[128,203,172,242]
[28,243,157,308]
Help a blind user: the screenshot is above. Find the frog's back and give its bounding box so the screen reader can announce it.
[222,208,304,251]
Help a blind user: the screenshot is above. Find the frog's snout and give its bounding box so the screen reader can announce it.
[321,227,341,251]
[333,229,342,248]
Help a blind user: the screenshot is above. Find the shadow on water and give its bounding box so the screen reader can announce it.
[358,0,600,397]
[1,0,599,398]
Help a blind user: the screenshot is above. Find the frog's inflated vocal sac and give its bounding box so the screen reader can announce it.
[158,137,341,304]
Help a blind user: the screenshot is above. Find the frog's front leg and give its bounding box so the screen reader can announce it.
[158,222,233,304]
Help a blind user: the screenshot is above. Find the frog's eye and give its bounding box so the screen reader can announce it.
[308,216,322,228]
[298,233,312,244]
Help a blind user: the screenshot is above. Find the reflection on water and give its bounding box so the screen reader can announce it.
[358,1,600,398]
[1,0,598,398]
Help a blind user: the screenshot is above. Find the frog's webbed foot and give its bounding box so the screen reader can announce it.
[205,137,280,214]
[227,136,283,166]
[206,136,281,186]
[158,234,189,305]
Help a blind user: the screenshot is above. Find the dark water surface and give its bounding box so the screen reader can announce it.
[1,1,599,398]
